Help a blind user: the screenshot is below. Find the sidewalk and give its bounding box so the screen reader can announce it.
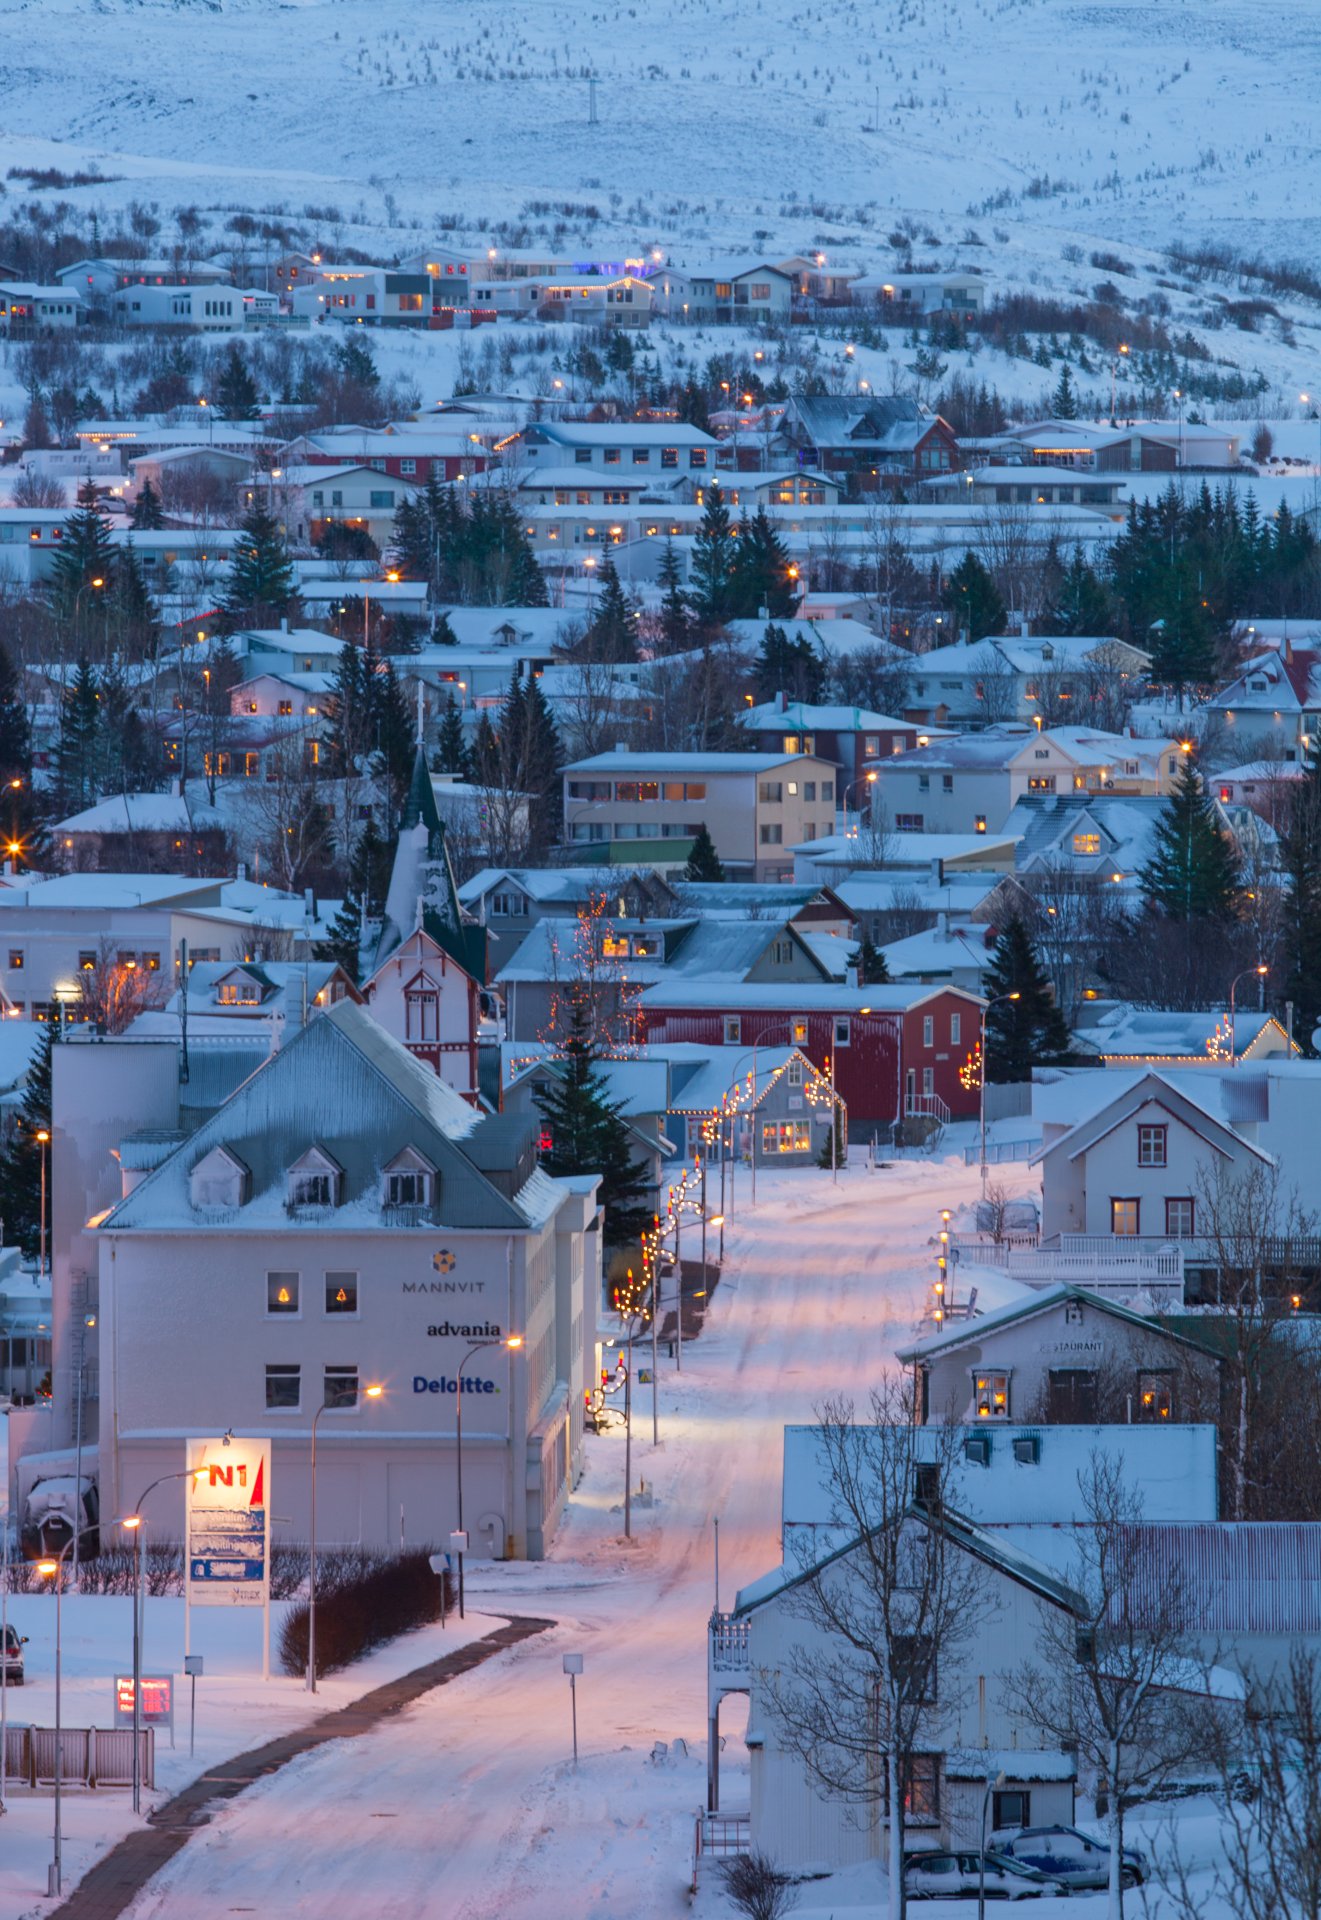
[52,1613,554,1920]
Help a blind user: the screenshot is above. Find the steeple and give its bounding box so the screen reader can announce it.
[375,746,486,982]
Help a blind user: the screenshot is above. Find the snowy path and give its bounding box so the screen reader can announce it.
[116,1154,1030,1920]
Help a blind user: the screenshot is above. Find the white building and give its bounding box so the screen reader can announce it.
[111,285,242,330]
[44,1003,598,1560]
[0,284,83,331]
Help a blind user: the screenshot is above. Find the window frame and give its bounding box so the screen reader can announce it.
[325,1270,359,1316]
[1137,1123,1168,1168]
[972,1370,1010,1419]
[266,1270,300,1317]
[323,1364,360,1411]
[1111,1196,1141,1236]
[265,1361,301,1412]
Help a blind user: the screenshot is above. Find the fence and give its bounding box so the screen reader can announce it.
[3,1724,154,1789]
[961,1137,1036,1167]
[691,1810,751,1890]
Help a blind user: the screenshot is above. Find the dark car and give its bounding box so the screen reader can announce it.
[1,1622,26,1686]
[992,1824,1147,1890]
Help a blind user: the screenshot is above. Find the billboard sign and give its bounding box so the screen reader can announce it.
[185,1437,270,1609]
[114,1675,173,1728]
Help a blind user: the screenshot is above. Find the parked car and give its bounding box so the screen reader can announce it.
[992,1824,1147,1890]
[905,1850,1065,1900]
[2,1622,26,1685]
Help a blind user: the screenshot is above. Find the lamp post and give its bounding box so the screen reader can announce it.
[1110,343,1129,427]
[978,993,1020,1197]
[454,1334,522,1618]
[843,769,878,832]
[1228,964,1269,1068]
[977,1770,1008,1920]
[36,1526,98,1895]
[307,1382,384,1692]
[72,576,104,648]
[35,1127,49,1284]
[121,1465,210,1811]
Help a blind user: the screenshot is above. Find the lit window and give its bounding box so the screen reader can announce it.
[267,1271,300,1315]
[325,1271,358,1314]
[1073,833,1101,855]
[723,1017,741,1045]
[1111,1197,1140,1236]
[1136,1370,1174,1421]
[973,1373,1010,1419]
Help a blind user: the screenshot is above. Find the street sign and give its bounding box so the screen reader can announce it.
[185,1438,271,1609]
[114,1675,173,1730]
[637,1369,653,1384]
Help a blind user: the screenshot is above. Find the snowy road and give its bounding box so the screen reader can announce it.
[120,1152,1029,1920]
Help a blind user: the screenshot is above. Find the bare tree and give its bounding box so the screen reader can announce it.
[970,644,1019,724]
[11,468,67,510]
[246,731,334,892]
[1006,1454,1227,1920]
[765,1384,986,1920]
[1212,1650,1321,1920]
[75,939,170,1034]
[1022,863,1120,1024]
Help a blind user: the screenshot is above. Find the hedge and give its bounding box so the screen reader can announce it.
[278,1549,454,1679]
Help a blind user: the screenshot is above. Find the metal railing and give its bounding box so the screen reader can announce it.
[905,1092,951,1125]
[695,1812,751,1859]
[962,1137,1035,1167]
[4,1725,154,1789]
[709,1611,751,1672]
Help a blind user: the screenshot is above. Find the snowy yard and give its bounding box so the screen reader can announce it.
[4,1144,1037,1916]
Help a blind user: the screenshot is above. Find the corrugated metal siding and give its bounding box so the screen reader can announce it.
[1118,1524,1321,1633]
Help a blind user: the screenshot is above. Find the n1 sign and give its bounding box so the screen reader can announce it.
[185,1437,270,1610]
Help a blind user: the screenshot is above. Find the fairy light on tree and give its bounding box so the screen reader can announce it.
[959,1040,983,1093]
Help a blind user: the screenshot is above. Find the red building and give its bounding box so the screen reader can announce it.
[638,983,984,1130]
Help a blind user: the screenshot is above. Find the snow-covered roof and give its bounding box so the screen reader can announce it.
[641,980,979,1012]
[1081,1006,1295,1063]
[738,700,913,732]
[0,873,223,912]
[563,749,818,774]
[879,925,993,980]
[54,793,223,835]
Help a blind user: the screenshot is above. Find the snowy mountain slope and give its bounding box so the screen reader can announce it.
[3,0,1318,264]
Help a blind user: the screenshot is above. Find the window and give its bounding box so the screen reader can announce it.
[821,781,833,802]
[661,447,678,469]
[974,1372,1010,1419]
[267,1271,300,1315]
[1111,1197,1140,1236]
[633,448,650,465]
[803,781,816,801]
[7,951,22,970]
[1073,832,1101,855]
[974,814,987,834]
[762,1120,812,1153]
[950,1012,961,1046]
[886,1754,940,1826]
[1165,1196,1195,1237]
[1048,1369,1099,1422]
[387,1169,429,1206]
[1137,1370,1174,1421]
[723,1016,741,1045]
[896,813,923,832]
[918,773,930,793]
[891,1633,937,1704]
[942,773,953,793]
[787,781,799,797]
[1028,775,1056,792]
[603,448,620,465]
[863,734,880,759]
[834,1017,851,1047]
[277,699,293,717]
[1137,1124,1167,1167]
[922,1014,934,1046]
[922,1067,934,1096]
[749,282,771,300]
[265,1363,300,1410]
[323,1364,359,1410]
[400,458,416,476]
[759,824,783,844]
[787,1057,804,1086]
[79,951,96,971]
[759,781,783,803]
[770,938,793,964]
[405,988,439,1042]
[689,449,707,468]
[325,1271,358,1314]
[993,1790,1030,1832]
[292,1172,333,1207]
[491,891,528,917]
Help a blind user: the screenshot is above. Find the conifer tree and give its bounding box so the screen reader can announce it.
[688,481,737,627]
[754,622,825,703]
[1140,754,1241,922]
[657,541,691,653]
[683,823,725,883]
[129,479,165,530]
[54,659,103,812]
[0,1016,56,1255]
[374,657,417,816]
[848,934,890,985]
[942,550,1006,643]
[48,498,115,630]
[729,507,798,620]
[585,553,638,662]
[216,344,261,421]
[316,891,363,985]
[350,815,392,920]
[817,1100,847,1169]
[1280,746,1321,1055]
[984,911,1073,1081]
[519,672,564,849]
[1051,364,1079,420]
[435,693,470,779]
[1041,547,1114,637]
[221,506,298,630]
[533,1000,653,1247]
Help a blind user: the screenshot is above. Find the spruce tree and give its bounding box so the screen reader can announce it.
[754,623,825,703]
[984,912,1073,1081]
[1141,754,1241,922]
[729,508,798,620]
[1051,365,1079,420]
[0,1016,56,1256]
[533,1001,653,1248]
[657,541,691,653]
[216,344,261,421]
[48,498,115,630]
[435,693,470,779]
[130,479,165,530]
[374,657,417,815]
[586,553,638,662]
[684,822,725,882]
[1041,547,1114,636]
[316,892,363,985]
[942,551,1006,643]
[520,672,564,850]
[350,815,392,920]
[54,660,103,812]
[1280,748,1321,1055]
[688,481,737,627]
[326,640,370,776]
[817,1101,847,1169]
[848,934,890,985]
[221,506,298,630]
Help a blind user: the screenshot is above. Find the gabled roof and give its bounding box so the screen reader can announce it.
[1035,1070,1274,1171]
[893,1281,1217,1364]
[99,1001,557,1234]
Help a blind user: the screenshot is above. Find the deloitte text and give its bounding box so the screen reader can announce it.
[414,1375,500,1395]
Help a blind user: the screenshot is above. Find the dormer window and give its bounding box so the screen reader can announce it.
[287,1145,342,1209]
[189,1144,250,1211]
[383,1146,436,1210]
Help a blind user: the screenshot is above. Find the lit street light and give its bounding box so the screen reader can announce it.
[37,1526,99,1895]
[1228,963,1269,1068]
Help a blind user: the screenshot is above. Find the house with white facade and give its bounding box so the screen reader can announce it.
[362,926,482,1104]
[1202,644,1321,763]
[904,634,1152,729]
[0,284,83,332]
[111,285,241,330]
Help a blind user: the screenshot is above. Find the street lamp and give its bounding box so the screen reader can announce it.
[1110,343,1129,427]
[978,993,1020,1197]
[977,1770,1008,1920]
[35,1128,49,1285]
[1228,964,1269,1069]
[454,1335,522,1619]
[37,1526,99,1895]
[121,1463,217,1810]
[72,576,104,645]
[307,1382,384,1692]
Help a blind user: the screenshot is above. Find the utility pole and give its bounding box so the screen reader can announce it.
[588,74,598,125]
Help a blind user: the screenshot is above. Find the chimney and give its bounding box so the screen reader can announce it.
[304,887,316,920]
[1020,616,1030,639]
[776,689,787,714]
[614,740,626,753]
[936,911,948,939]
[236,862,247,884]
[280,615,289,633]
[1284,635,1294,664]
[930,856,944,886]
